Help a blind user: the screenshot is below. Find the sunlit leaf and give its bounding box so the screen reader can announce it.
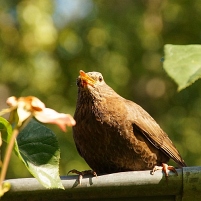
[164,44,201,91]
[16,119,64,189]
[0,117,13,144]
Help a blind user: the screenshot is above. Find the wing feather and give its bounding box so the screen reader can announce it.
[125,100,186,167]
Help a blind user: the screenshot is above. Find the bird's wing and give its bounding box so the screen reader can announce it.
[125,100,186,167]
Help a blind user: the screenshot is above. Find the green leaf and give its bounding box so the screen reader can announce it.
[16,119,64,189]
[0,117,13,144]
[164,44,201,91]
[0,117,63,189]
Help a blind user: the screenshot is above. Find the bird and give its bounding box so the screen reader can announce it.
[72,70,186,179]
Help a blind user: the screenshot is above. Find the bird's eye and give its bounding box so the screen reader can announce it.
[98,76,103,82]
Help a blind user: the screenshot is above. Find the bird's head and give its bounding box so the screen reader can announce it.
[77,70,105,89]
[76,70,119,101]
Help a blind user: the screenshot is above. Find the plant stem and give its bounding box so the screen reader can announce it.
[0,129,19,186]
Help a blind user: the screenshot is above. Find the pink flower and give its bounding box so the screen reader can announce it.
[6,96,76,131]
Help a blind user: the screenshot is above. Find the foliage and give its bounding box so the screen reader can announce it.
[0,95,76,196]
[16,120,63,189]
[0,117,13,145]
[0,117,12,195]
[1,117,63,194]
[164,45,201,91]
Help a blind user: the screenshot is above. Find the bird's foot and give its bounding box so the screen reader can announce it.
[151,163,178,178]
[67,169,97,185]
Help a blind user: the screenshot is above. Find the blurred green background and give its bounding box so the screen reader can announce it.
[1,0,201,179]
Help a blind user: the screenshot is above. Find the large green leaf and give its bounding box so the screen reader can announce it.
[16,119,64,189]
[164,44,201,91]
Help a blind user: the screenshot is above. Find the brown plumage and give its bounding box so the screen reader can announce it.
[73,70,186,174]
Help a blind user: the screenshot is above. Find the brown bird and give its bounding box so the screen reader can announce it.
[72,70,186,178]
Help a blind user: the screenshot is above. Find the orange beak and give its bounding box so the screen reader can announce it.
[79,70,96,87]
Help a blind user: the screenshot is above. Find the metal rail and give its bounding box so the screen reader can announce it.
[2,166,201,201]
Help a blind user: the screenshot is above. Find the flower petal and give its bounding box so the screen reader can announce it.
[6,96,18,107]
[17,107,32,125]
[31,97,45,111]
[34,108,76,132]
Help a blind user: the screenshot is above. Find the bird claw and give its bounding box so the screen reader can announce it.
[67,169,97,185]
[151,163,178,178]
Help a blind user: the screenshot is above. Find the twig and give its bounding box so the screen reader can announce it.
[0,129,19,186]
